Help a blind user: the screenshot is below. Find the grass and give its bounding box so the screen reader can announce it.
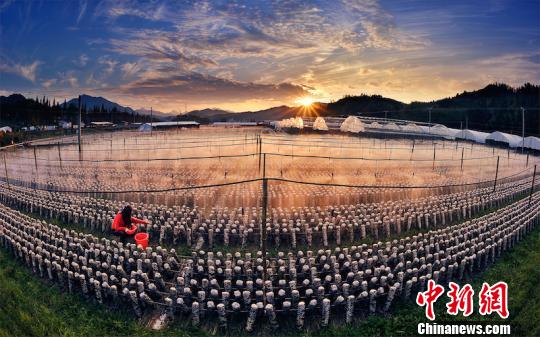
[1,217,539,336]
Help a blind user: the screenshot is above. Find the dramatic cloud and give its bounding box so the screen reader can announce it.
[117,71,309,103]
[0,0,537,111]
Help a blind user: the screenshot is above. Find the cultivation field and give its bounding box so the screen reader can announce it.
[1,126,539,334]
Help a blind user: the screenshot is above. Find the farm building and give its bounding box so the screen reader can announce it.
[455,129,490,143]
[90,121,114,128]
[0,126,13,133]
[522,136,540,151]
[486,131,523,147]
[428,124,459,138]
[383,122,400,131]
[212,122,258,127]
[397,123,421,134]
[138,121,200,132]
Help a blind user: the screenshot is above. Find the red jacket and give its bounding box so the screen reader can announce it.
[112,213,146,235]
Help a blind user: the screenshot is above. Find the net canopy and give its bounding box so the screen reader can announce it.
[340,116,365,133]
[313,117,329,131]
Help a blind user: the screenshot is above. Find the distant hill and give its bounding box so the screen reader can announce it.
[63,94,134,114]
[374,83,539,135]
[179,103,329,122]
[185,108,232,119]
[326,95,405,116]
[135,108,170,121]
[0,94,62,126]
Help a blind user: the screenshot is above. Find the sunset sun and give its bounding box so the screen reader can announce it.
[295,96,315,107]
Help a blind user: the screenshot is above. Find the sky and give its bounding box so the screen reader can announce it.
[0,0,538,113]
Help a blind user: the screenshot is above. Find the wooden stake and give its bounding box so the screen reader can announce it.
[529,165,537,206]
[460,147,464,171]
[3,152,10,189]
[493,156,500,192]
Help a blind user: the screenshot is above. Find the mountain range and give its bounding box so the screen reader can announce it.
[1,83,538,135]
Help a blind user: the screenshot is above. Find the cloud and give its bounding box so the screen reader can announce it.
[86,73,99,86]
[121,61,141,79]
[58,71,79,87]
[0,60,41,82]
[74,54,89,67]
[116,71,309,103]
[104,1,427,63]
[76,0,87,25]
[42,78,57,88]
[111,35,218,69]
[98,56,118,75]
[94,0,429,107]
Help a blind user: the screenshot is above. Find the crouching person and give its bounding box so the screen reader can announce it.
[111,205,149,243]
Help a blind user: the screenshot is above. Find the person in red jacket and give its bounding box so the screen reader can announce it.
[111,205,149,242]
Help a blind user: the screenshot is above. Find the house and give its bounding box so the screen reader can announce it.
[138,121,200,132]
[90,121,114,128]
[212,122,258,127]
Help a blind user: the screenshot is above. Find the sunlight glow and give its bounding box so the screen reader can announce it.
[295,96,315,107]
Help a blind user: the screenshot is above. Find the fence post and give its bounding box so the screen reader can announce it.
[3,152,9,189]
[460,147,464,171]
[493,156,500,192]
[57,142,62,169]
[432,144,436,170]
[263,153,266,178]
[33,146,38,173]
[78,95,82,153]
[529,165,537,206]
[258,135,262,173]
[526,151,529,167]
[261,176,268,305]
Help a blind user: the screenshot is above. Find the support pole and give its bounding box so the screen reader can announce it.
[529,165,537,206]
[521,107,525,154]
[526,151,529,167]
[263,153,266,178]
[432,144,436,170]
[33,146,38,174]
[3,152,9,189]
[78,95,82,154]
[261,175,268,305]
[493,156,500,192]
[460,147,464,171]
[57,142,62,168]
[258,135,262,173]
